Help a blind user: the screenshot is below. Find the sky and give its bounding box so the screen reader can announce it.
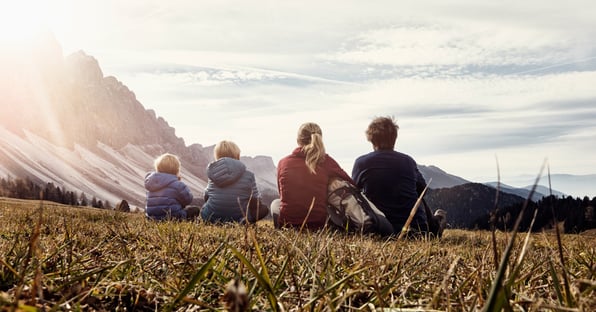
[2,0,596,189]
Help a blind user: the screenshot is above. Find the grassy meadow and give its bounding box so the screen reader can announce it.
[0,197,595,311]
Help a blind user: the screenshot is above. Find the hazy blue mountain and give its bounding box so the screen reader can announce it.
[502,174,595,199]
[418,165,470,188]
[418,163,575,202]
[482,182,567,202]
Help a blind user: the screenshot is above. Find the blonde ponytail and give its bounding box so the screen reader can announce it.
[297,123,326,174]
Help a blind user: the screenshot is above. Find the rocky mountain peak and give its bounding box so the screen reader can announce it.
[0,38,278,207]
[65,50,103,84]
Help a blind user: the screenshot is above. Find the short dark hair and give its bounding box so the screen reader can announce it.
[366,116,399,150]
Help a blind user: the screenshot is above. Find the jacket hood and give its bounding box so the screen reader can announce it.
[144,172,179,192]
[207,157,246,187]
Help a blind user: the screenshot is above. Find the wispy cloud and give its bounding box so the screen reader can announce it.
[46,0,596,192]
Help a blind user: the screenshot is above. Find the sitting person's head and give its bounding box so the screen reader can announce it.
[155,153,181,176]
[366,116,399,151]
[214,140,241,160]
[297,122,325,174]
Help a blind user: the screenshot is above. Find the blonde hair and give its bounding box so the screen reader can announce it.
[297,122,325,174]
[154,153,181,175]
[214,140,241,160]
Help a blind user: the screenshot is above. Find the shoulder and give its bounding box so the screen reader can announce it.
[172,180,190,190]
[322,154,348,175]
[243,170,256,181]
[278,150,304,166]
[354,151,374,162]
[379,150,414,162]
[319,154,342,169]
[396,151,417,164]
[209,157,246,172]
[353,151,380,165]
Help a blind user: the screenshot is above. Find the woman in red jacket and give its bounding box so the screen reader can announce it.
[271,122,353,230]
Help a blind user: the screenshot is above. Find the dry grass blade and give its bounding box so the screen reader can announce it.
[0,258,20,281]
[226,241,279,311]
[250,230,280,311]
[547,257,565,306]
[304,266,367,307]
[505,206,539,292]
[12,201,43,308]
[298,197,316,234]
[547,165,575,307]
[398,179,431,240]
[429,255,461,310]
[1,196,594,310]
[483,160,546,312]
[166,242,226,311]
[491,156,501,271]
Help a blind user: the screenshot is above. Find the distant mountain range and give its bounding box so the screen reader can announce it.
[418,165,593,200]
[417,165,470,188]
[502,174,596,199]
[483,182,566,202]
[417,164,595,228]
[0,35,592,228]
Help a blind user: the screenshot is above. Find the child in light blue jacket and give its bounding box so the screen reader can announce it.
[201,141,269,223]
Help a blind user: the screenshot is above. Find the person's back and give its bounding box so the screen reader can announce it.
[201,141,268,223]
[352,116,434,236]
[145,153,196,221]
[353,149,427,232]
[277,149,351,229]
[272,122,353,230]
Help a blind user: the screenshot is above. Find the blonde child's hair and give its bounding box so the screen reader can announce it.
[214,140,241,160]
[154,153,181,175]
[297,122,325,174]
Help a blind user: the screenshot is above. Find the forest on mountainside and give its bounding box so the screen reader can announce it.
[0,176,110,209]
[478,195,596,233]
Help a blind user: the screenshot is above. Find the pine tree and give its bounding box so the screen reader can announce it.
[80,192,89,206]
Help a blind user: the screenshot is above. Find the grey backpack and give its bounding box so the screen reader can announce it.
[326,178,394,236]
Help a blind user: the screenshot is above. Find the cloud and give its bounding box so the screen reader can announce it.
[323,22,592,82]
[51,0,596,183]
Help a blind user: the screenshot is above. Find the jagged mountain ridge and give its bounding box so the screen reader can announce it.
[418,164,578,200]
[1,34,588,224]
[0,34,278,208]
[483,182,566,202]
[418,165,471,189]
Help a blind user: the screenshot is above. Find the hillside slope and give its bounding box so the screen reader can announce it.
[0,34,277,207]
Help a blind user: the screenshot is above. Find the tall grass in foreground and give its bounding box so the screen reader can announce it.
[0,198,595,311]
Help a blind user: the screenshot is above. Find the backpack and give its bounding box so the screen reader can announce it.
[326,178,394,236]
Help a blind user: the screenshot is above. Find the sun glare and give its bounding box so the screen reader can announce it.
[0,1,73,147]
[0,1,69,46]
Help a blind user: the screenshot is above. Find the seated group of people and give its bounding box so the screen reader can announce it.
[144,116,445,238]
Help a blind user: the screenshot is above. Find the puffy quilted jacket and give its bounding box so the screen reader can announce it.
[276,147,353,230]
[144,172,193,220]
[201,157,260,222]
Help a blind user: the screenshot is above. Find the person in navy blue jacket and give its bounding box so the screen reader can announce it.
[352,116,445,238]
[201,140,269,223]
[145,153,199,221]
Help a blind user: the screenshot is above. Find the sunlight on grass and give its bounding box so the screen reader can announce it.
[0,198,594,310]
